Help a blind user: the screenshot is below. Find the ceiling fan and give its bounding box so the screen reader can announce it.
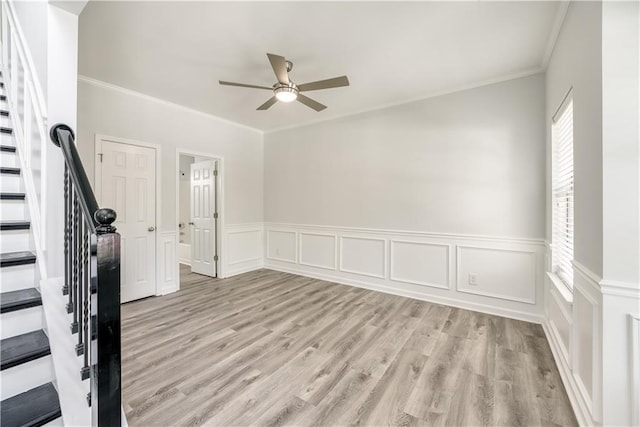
[219,53,350,112]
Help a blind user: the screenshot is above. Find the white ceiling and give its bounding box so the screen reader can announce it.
[78,1,563,132]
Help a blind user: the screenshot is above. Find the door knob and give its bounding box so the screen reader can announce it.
[189,222,194,225]
[148,226,155,232]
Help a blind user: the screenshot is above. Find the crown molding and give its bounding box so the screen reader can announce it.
[264,67,544,134]
[77,75,263,135]
[80,66,544,136]
[541,1,571,69]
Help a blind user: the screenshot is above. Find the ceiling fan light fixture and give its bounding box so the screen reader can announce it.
[274,85,298,103]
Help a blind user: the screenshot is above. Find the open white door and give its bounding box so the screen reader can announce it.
[190,160,217,277]
[98,140,157,303]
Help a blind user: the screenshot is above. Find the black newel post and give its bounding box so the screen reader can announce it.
[92,208,121,427]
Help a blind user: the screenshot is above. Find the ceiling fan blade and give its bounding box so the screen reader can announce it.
[219,81,272,90]
[257,96,278,110]
[297,94,327,112]
[298,76,350,92]
[267,53,290,85]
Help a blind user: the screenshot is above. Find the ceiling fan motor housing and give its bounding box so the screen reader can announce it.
[273,82,298,102]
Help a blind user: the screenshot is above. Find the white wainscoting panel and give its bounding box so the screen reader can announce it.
[457,246,536,304]
[390,240,450,289]
[340,236,386,279]
[631,314,640,427]
[264,223,545,322]
[542,257,602,427]
[299,233,337,270]
[548,283,572,365]
[158,231,178,295]
[266,230,297,263]
[178,243,190,266]
[228,230,262,265]
[225,223,263,277]
[573,288,595,411]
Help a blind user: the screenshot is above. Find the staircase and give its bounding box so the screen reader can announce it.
[0,74,62,426]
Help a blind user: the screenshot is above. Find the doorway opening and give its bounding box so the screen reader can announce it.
[176,150,223,284]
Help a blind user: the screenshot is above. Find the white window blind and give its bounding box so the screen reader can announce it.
[552,96,574,289]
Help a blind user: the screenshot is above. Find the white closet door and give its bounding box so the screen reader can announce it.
[98,140,156,303]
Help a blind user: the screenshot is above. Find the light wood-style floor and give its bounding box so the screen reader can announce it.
[121,265,577,427]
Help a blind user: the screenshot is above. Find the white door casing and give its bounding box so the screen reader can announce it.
[190,160,217,277]
[97,140,157,303]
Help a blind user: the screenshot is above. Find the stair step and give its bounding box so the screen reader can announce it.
[0,193,25,200]
[0,221,30,231]
[0,110,8,117]
[0,95,5,102]
[0,383,61,427]
[0,167,20,175]
[0,251,36,268]
[0,127,12,135]
[0,330,50,370]
[0,289,41,314]
[0,145,16,153]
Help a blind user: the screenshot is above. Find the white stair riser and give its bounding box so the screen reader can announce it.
[0,200,27,220]
[0,229,33,252]
[0,117,10,128]
[0,134,16,147]
[41,418,64,427]
[0,151,18,168]
[0,264,37,292]
[0,355,54,400]
[0,306,43,339]
[0,173,24,193]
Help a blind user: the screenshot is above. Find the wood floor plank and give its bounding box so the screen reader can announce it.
[121,267,577,427]
[404,333,471,420]
[348,344,427,426]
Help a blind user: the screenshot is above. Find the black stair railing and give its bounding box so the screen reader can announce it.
[50,124,122,427]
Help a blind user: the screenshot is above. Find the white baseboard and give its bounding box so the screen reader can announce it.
[264,262,543,324]
[542,319,594,426]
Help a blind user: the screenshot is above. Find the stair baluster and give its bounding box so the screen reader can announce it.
[76,216,84,355]
[81,219,90,379]
[63,166,71,297]
[71,197,79,333]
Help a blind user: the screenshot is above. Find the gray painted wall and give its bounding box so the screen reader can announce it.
[11,0,48,100]
[265,73,546,239]
[545,1,603,276]
[77,80,264,231]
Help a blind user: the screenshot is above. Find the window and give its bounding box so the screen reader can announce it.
[551,94,574,289]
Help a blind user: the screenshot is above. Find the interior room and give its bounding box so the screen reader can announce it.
[0,0,637,426]
[74,1,637,425]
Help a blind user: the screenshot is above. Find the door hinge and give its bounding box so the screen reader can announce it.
[213,169,218,177]
[214,255,219,262]
[213,212,218,219]
[98,153,103,162]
